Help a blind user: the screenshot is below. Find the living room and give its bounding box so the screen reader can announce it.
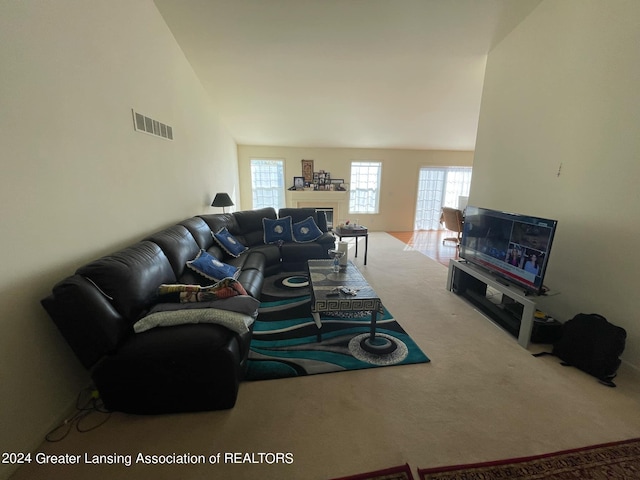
[2,1,640,479]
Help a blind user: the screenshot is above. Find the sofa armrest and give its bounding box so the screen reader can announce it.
[41,275,130,368]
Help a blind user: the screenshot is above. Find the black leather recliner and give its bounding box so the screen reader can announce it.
[41,207,333,414]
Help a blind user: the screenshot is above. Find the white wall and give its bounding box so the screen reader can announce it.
[0,2,238,477]
[237,145,473,231]
[471,1,640,366]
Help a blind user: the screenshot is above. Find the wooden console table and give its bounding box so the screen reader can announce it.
[334,226,368,265]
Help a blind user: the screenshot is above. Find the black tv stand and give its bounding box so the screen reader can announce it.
[494,277,512,288]
[446,259,537,348]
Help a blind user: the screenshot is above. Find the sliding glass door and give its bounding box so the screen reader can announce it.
[414,167,472,230]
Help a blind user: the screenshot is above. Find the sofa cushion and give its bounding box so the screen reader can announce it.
[279,208,328,233]
[292,216,323,243]
[213,227,248,258]
[232,207,277,247]
[76,241,176,321]
[234,207,277,233]
[145,225,200,277]
[186,250,239,282]
[177,269,215,287]
[180,217,215,250]
[242,244,281,274]
[263,216,293,244]
[280,242,329,263]
[236,268,264,299]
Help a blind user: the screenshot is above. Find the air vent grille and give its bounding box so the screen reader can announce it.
[132,109,173,140]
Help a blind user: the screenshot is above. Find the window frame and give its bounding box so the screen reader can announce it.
[250,158,286,210]
[349,161,382,215]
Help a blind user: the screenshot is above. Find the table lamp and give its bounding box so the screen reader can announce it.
[211,193,234,213]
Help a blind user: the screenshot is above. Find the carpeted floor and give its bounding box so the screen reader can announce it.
[246,296,430,380]
[386,231,459,268]
[417,437,640,479]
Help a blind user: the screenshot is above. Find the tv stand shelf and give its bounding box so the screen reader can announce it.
[446,259,537,348]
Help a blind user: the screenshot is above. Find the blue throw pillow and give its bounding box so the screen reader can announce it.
[186,250,239,282]
[293,216,323,243]
[213,227,247,258]
[263,216,293,244]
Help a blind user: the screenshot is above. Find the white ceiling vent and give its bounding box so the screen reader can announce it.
[132,109,173,140]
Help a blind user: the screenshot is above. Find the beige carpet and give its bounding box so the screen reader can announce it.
[10,233,640,480]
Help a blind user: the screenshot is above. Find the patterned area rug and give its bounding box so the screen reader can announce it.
[261,271,310,301]
[330,463,414,480]
[245,296,430,381]
[418,438,640,479]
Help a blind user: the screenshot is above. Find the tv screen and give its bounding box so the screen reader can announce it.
[459,206,558,295]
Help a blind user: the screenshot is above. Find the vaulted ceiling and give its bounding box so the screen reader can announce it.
[154,0,541,150]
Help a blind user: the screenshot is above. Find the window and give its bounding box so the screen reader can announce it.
[250,159,285,210]
[349,161,382,214]
[414,166,472,230]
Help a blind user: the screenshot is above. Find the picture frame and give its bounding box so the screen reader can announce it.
[316,171,330,185]
[301,159,314,183]
[330,178,344,185]
[294,176,305,189]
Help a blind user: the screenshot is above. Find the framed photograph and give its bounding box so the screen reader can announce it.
[294,176,305,189]
[330,178,344,185]
[301,160,314,183]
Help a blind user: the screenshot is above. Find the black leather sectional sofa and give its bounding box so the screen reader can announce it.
[42,207,334,414]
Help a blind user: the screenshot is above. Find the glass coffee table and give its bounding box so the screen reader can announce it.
[307,259,390,353]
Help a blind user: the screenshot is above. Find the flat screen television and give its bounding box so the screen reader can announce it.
[459,206,558,295]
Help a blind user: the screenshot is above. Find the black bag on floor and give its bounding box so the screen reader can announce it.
[534,313,626,387]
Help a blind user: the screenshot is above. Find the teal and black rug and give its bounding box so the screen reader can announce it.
[245,295,430,381]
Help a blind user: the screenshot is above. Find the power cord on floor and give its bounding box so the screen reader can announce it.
[45,387,112,442]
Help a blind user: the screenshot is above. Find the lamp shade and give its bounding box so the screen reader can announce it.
[211,193,234,208]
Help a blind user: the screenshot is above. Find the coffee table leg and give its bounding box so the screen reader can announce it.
[361,309,394,354]
[311,311,322,342]
[369,309,377,339]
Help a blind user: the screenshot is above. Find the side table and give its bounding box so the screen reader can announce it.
[334,226,368,265]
